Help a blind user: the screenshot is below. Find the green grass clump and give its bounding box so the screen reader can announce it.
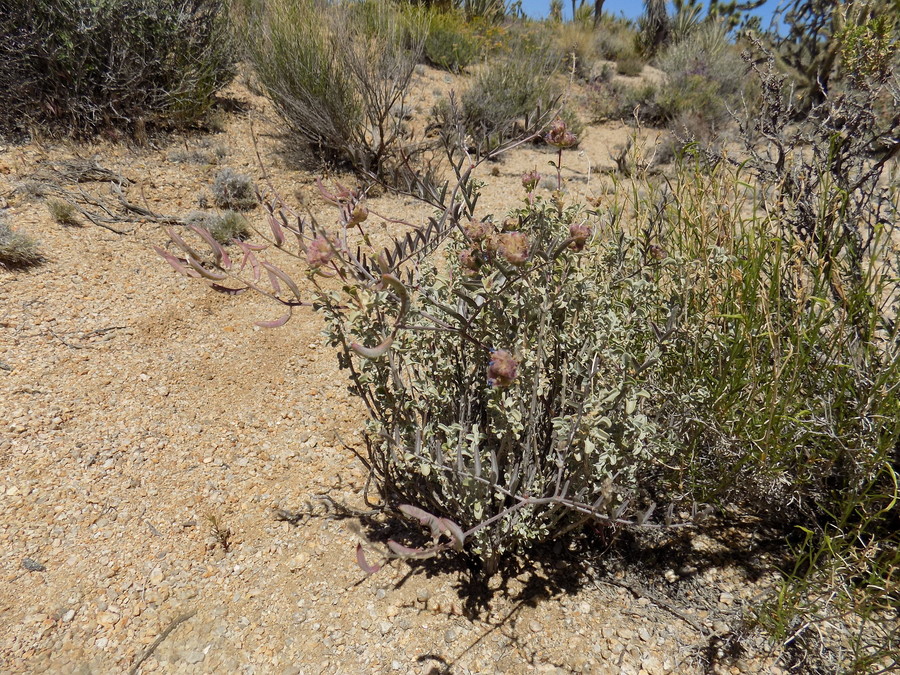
[0,0,235,137]
[614,144,900,669]
[185,211,250,244]
[0,220,42,269]
[46,199,80,226]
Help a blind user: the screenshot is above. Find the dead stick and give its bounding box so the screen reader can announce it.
[596,578,708,635]
[47,329,84,350]
[128,609,197,675]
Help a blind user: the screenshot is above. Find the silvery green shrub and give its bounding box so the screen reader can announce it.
[157,119,696,573]
[0,0,235,137]
[328,196,681,571]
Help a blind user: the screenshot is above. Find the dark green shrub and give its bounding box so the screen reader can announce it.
[0,219,42,269]
[239,0,426,176]
[424,10,480,72]
[0,0,235,137]
[616,53,645,76]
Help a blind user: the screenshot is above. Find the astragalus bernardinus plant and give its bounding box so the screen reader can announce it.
[156,118,703,574]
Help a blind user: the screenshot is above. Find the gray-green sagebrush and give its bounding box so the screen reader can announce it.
[0,0,235,136]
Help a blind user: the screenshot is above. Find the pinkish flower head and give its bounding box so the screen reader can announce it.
[521,169,541,192]
[648,244,668,260]
[306,236,334,268]
[569,222,592,251]
[462,218,492,242]
[495,232,529,266]
[347,202,368,226]
[545,117,577,149]
[487,349,518,387]
[459,248,482,272]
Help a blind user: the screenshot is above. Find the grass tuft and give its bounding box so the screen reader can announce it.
[0,220,42,269]
[185,211,250,244]
[46,199,80,226]
[211,169,257,212]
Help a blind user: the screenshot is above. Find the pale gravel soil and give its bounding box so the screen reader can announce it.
[1,69,789,674]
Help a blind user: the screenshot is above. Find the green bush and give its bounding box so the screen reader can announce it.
[594,16,639,62]
[626,154,900,670]
[239,0,425,176]
[185,210,250,244]
[423,10,481,72]
[456,46,561,146]
[626,159,898,517]
[654,21,746,134]
[0,219,42,269]
[618,41,900,666]
[0,0,235,137]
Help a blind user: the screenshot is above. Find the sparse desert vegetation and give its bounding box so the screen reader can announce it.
[0,218,42,269]
[1,1,898,673]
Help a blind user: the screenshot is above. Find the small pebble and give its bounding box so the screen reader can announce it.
[22,558,46,572]
[182,649,205,664]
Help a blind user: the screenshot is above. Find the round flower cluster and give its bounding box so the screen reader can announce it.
[545,117,577,149]
[521,169,541,192]
[459,218,531,272]
[486,349,518,387]
[568,222,592,251]
[306,236,334,268]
